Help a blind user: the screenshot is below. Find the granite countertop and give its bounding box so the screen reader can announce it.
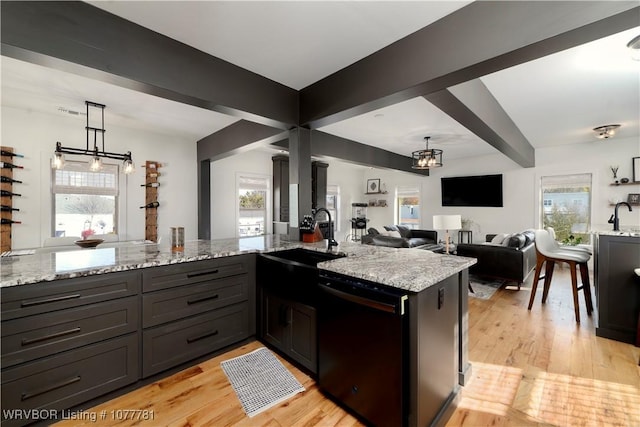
[591,230,640,237]
[0,236,476,293]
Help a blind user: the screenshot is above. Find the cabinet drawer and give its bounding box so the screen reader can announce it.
[143,274,248,328]
[2,297,139,368]
[1,271,140,320]
[1,334,138,427]
[142,302,249,377]
[142,256,249,292]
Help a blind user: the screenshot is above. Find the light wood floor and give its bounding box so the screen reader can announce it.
[55,267,640,426]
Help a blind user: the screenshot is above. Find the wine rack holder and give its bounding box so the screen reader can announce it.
[144,161,160,242]
[1,146,19,252]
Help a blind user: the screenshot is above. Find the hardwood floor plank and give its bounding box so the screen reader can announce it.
[53,266,639,427]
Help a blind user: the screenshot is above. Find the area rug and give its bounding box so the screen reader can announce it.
[221,347,305,417]
[468,275,509,300]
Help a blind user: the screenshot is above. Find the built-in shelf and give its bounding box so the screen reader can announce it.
[609,182,639,186]
[608,203,640,207]
[365,191,388,195]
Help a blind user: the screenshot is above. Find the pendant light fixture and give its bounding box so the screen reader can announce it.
[411,136,443,169]
[52,101,135,174]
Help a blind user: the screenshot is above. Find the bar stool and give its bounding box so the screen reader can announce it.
[528,229,593,323]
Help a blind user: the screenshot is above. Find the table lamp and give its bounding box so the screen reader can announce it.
[433,214,462,254]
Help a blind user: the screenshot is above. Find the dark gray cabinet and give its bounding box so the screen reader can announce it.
[273,156,329,221]
[0,271,141,427]
[273,155,289,222]
[141,255,254,378]
[260,289,317,374]
[595,234,640,344]
[312,161,328,210]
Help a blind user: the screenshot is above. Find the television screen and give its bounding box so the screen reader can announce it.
[441,174,503,207]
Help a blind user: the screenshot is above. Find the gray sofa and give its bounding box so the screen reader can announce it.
[361,225,440,250]
[455,231,537,289]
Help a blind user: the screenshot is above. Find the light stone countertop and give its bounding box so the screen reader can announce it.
[0,236,476,293]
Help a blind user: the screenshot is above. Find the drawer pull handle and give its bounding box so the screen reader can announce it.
[187,294,219,305]
[187,269,219,279]
[21,327,82,346]
[21,375,81,401]
[186,329,219,344]
[21,294,81,307]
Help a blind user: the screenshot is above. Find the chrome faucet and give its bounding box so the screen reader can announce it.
[608,202,633,231]
[313,208,338,249]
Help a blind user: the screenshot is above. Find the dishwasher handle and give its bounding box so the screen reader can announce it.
[319,281,404,314]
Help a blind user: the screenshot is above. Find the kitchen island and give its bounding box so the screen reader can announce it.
[0,236,475,427]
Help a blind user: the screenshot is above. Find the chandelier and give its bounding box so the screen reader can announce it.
[411,136,443,169]
[52,101,135,174]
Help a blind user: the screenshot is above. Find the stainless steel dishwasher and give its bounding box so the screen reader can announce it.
[317,271,409,427]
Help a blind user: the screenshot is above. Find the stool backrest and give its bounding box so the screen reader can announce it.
[534,229,558,257]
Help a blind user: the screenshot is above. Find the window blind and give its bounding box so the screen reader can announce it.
[52,161,119,196]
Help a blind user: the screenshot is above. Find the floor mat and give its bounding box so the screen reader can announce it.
[221,347,305,417]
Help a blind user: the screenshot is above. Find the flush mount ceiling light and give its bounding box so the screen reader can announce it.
[627,34,640,61]
[52,101,135,174]
[411,136,443,169]
[593,124,621,139]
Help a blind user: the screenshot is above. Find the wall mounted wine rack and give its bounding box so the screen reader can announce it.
[143,161,161,242]
[1,146,23,252]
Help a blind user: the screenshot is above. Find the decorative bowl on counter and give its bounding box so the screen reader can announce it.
[74,239,104,248]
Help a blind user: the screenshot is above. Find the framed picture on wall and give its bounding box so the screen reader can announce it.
[367,178,381,194]
[633,157,640,182]
[628,193,640,204]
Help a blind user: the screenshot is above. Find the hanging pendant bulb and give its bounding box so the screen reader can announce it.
[123,153,135,175]
[89,155,102,171]
[51,151,65,169]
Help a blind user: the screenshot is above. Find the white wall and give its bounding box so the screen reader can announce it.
[210,134,640,246]
[1,106,198,249]
[210,152,364,242]
[5,99,637,249]
[210,150,273,239]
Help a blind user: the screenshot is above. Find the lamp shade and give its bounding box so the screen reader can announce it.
[433,214,462,230]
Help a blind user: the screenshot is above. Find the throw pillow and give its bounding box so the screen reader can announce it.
[395,225,412,238]
[507,233,526,249]
[491,233,508,244]
[384,225,398,232]
[387,230,402,238]
[367,227,380,236]
[521,230,535,245]
[501,233,514,246]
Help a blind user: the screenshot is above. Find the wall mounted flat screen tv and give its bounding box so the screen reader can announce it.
[441,174,503,207]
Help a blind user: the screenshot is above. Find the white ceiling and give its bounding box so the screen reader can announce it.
[1,1,638,163]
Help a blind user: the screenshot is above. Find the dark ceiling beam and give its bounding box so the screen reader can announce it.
[197,120,288,162]
[272,131,429,176]
[300,1,640,128]
[0,1,298,129]
[425,80,535,168]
